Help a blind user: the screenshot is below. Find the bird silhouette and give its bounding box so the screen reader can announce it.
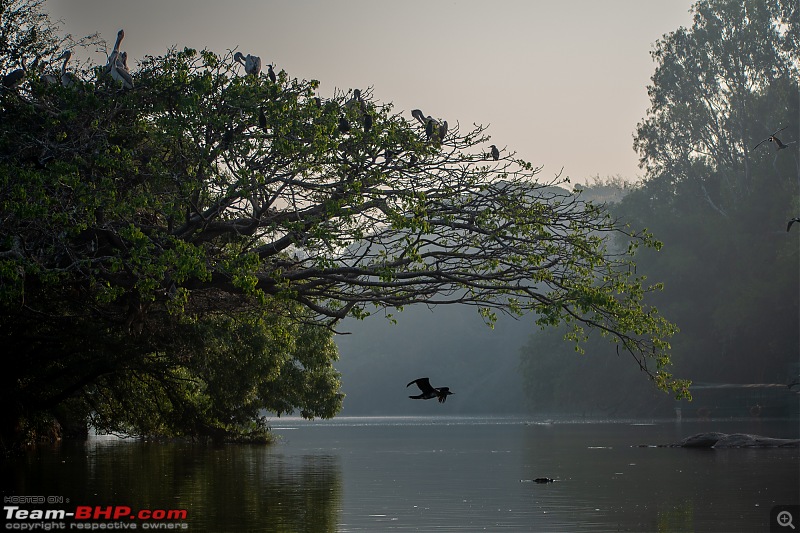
[2,66,25,89]
[407,377,453,403]
[267,64,276,83]
[788,217,800,232]
[490,144,500,161]
[753,127,794,151]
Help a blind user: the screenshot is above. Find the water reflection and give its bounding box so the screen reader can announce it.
[2,418,798,532]
[3,439,342,533]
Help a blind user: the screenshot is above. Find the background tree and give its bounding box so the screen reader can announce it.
[1,0,685,450]
[520,0,799,416]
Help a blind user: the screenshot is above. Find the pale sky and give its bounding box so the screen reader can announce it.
[47,0,695,184]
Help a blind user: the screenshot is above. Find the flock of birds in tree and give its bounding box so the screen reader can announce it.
[2,30,506,164]
[752,126,800,232]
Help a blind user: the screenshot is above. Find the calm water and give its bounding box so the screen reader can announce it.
[2,417,798,532]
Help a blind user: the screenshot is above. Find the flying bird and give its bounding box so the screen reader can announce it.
[234,52,261,77]
[490,144,500,161]
[788,217,800,232]
[753,127,794,151]
[407,377,453,403]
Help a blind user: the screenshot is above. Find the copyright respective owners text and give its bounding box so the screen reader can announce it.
[4,497,189,530]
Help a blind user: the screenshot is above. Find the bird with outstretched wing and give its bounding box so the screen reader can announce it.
[407,377,453,403]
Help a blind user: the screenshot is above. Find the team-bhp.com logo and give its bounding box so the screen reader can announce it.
[4,504,189,529]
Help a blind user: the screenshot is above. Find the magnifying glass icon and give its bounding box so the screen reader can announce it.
[778,510,796,530]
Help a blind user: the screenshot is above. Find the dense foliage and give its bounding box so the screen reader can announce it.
[1,0,685,450]
[520,0,799,416]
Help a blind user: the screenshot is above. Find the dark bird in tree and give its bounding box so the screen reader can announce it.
[407,377,453,403]
[363,112,373,132]
[425,118,435,140]
[267,64,276,84]
[437,120,448,142]
[338,115,351,133]
[490,144,500,161]
[2,66,25,89]
[753,127,794,151]
[258,108,267,132]
[787,217,800,232]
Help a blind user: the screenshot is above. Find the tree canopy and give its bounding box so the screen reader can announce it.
[0,0,685,450]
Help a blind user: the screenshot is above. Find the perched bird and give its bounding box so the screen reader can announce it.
[338,115,351,133]
[753,126,794,151]
[345,89,363,110]
[788,217,800,232]
[363,112,373,132]
[234,52,261,77]
[407,377,453,403]
[102,29,125,77]
[437,120,448,143]
[2,66,25,89]
[258,108,267,131]
[111,51,133,89]
[267,63,276,84]
[411,108,426,125]
[490,144,500,161]
[59,50,79,87]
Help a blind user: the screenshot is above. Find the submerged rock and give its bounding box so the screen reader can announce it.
[712,433,800,448]
[677,432,728,448]
[675,432,800,448]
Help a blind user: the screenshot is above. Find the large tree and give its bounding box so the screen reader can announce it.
[0,0,685,449]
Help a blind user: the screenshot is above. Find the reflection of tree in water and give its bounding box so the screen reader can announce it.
[7,442,341,533]
[178,448,342,532]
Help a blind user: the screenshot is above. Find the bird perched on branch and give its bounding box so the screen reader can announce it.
[59,50,79,87]
[407,377,453,403]
[490,144,500,161]
[267,63,276,83]
[234,51,261,77]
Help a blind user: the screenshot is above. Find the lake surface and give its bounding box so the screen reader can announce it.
[2,417,798,532]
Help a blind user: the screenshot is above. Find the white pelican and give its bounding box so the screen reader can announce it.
[234,52,261,77]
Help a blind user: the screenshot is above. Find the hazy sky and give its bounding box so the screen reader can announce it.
[46,0,695,184]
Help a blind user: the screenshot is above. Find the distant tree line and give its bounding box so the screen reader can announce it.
[520,0,799,417]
